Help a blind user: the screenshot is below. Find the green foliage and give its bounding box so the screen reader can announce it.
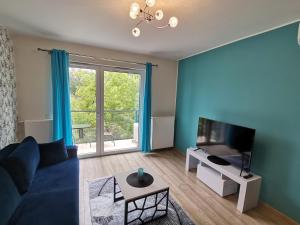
[104,71,140,139]
[104,72,140,110]
[69,68,140,143]
[70,69,96,130]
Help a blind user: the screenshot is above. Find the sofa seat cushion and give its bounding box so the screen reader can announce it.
[0,167,21,225]
[38,139,68,168]
[27,157,79,195]
[1,137,40,194]
[8,189,79,225]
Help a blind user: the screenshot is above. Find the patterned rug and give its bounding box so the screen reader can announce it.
[88,176,195,225]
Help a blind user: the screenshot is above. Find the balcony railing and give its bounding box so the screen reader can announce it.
[71,109,139,145]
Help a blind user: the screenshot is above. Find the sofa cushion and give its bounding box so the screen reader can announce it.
[0,143,19,161]
[0,166,21,225]
[1,136,40,194]
[38,139,68,168]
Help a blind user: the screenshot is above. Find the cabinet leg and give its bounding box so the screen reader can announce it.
[237,179,261,212]
[186,152,199,172]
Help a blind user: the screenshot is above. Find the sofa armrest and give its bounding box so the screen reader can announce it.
[66,145,78,159]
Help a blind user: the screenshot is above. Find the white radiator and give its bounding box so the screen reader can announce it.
[24,119,52,143]
[151,116,174,150]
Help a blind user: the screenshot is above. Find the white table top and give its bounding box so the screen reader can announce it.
[114,168,169,201]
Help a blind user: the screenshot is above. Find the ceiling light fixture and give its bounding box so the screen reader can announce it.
[129,0,178,37]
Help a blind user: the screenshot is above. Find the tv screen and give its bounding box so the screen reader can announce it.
[196,117,255,169]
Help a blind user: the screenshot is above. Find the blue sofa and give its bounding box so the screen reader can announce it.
[0,138,79,225]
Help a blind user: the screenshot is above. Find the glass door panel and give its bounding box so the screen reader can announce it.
[103,70,141,153]
[69,67,98,156]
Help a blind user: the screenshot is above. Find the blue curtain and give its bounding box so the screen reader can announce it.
[51,49,73,145]
[141,63,152,153]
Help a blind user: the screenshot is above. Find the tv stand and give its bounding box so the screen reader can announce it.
[186,148,262,213]
[207,155,231,166]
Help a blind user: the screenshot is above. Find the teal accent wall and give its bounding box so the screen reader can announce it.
[175,22,300,222]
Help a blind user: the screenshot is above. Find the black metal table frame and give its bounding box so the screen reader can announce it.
[113,176,169,225]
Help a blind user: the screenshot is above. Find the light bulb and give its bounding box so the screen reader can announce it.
[155,10,164,20]
[129,11,138,19]
[130,2,140,14]
[169,17,178,28]
[132,27,141,37]
[145,0,156,7]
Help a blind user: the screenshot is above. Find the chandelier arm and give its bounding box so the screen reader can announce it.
[137,13,144,19]
[148,23,170,29]
[145,7,152,16]
[135,19,144,28]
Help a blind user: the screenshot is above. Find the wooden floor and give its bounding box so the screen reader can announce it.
[79,149,298,225]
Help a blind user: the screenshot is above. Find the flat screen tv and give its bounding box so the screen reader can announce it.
[196,117,255,170]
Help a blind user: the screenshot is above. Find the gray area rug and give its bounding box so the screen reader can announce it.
[88,176,195,225]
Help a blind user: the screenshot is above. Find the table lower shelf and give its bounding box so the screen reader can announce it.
[113,177,169,225]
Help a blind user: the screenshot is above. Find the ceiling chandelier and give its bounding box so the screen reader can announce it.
[129,0,178,37]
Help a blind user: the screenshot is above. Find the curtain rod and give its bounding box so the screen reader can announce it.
[70,61,145,71]
[37,48,158,67]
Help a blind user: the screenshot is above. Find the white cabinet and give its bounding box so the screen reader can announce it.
[186,148,262,213]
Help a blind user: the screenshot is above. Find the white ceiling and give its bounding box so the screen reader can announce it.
[0,0,300,60]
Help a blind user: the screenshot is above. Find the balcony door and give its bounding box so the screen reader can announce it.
[102,68,142,155]
[69,65,143,157]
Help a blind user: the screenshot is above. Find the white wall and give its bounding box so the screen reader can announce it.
[12,34,178,123]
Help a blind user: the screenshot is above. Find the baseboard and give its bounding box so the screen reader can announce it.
[174,148,187,156]
[259,202,299,225]
[151,147,174,151]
